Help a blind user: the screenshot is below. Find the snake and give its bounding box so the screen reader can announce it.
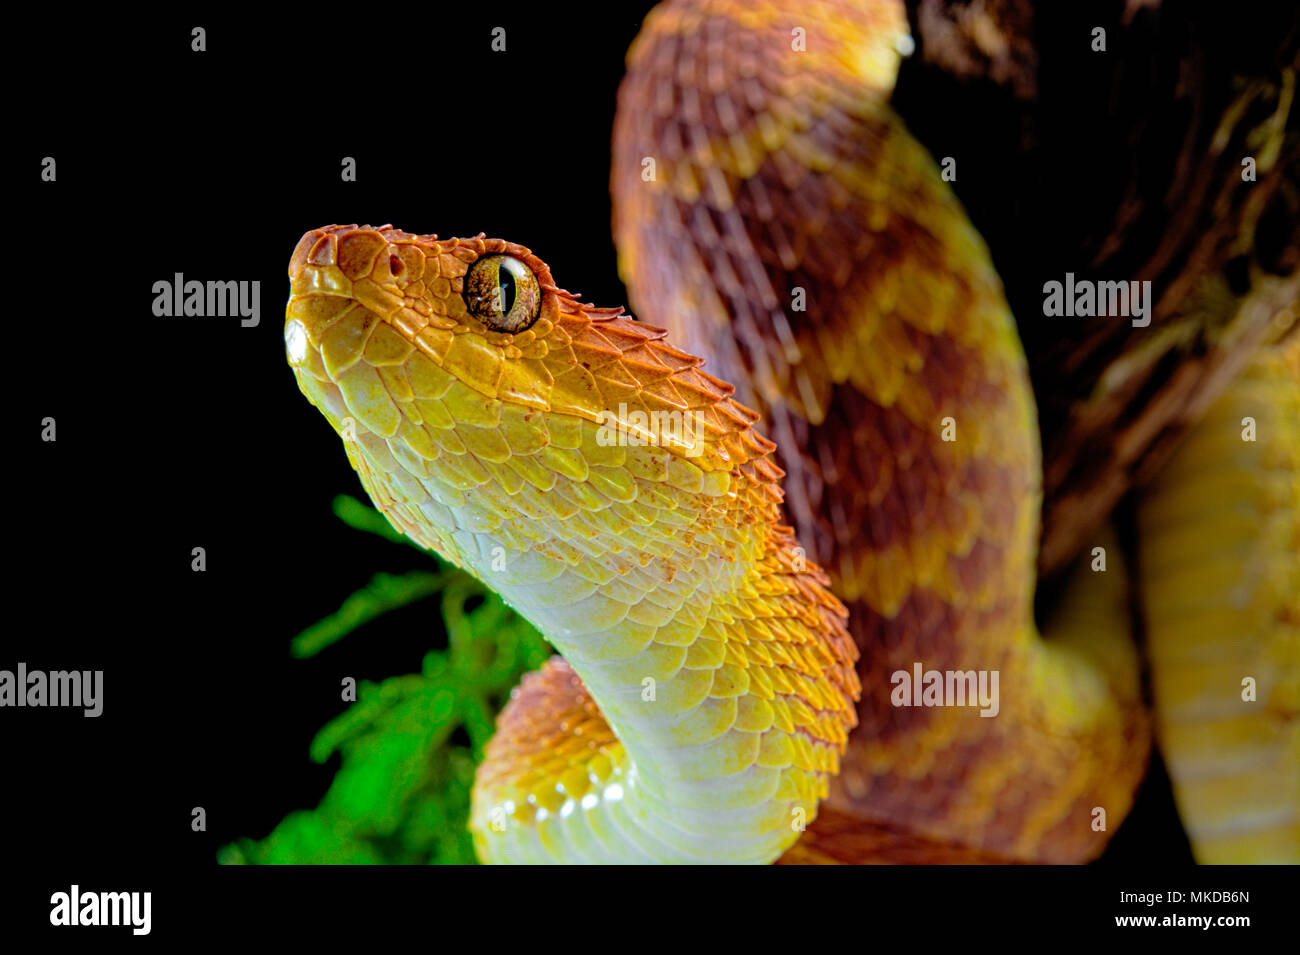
[282,0,1298,864]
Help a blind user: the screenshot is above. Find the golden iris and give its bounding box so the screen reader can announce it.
[464,254,541,332]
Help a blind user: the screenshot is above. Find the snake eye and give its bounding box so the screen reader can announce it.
[463,254,541,333]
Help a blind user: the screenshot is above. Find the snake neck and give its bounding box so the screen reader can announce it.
[467,517,858,864]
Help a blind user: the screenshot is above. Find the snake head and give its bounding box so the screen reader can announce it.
[285,224,782,588]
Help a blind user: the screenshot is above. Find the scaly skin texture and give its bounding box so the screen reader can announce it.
[1137,337,1300,863]
[613,0,1149,862]
[285,226,859,863]
[283,0,1294,863]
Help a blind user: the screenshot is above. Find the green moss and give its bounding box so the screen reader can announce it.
[219,496,551,865]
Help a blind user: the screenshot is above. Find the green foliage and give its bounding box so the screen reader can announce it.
[219,496,551,865]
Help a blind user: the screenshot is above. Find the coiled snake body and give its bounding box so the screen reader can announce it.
[284,0,1298,863]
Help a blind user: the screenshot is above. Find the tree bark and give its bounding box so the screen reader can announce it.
[897,0,1299,578]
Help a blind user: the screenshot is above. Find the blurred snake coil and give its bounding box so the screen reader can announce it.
[278,0,1298,864]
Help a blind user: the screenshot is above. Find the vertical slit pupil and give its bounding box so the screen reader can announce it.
[497,268,516,314]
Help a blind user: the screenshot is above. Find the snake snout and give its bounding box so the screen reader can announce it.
[289,224,417,291]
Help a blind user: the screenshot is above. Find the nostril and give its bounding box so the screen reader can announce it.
[389,254,404,276]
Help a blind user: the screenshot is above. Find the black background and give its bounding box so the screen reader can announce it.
[13,6,661,873]
[12,0,1288,906]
